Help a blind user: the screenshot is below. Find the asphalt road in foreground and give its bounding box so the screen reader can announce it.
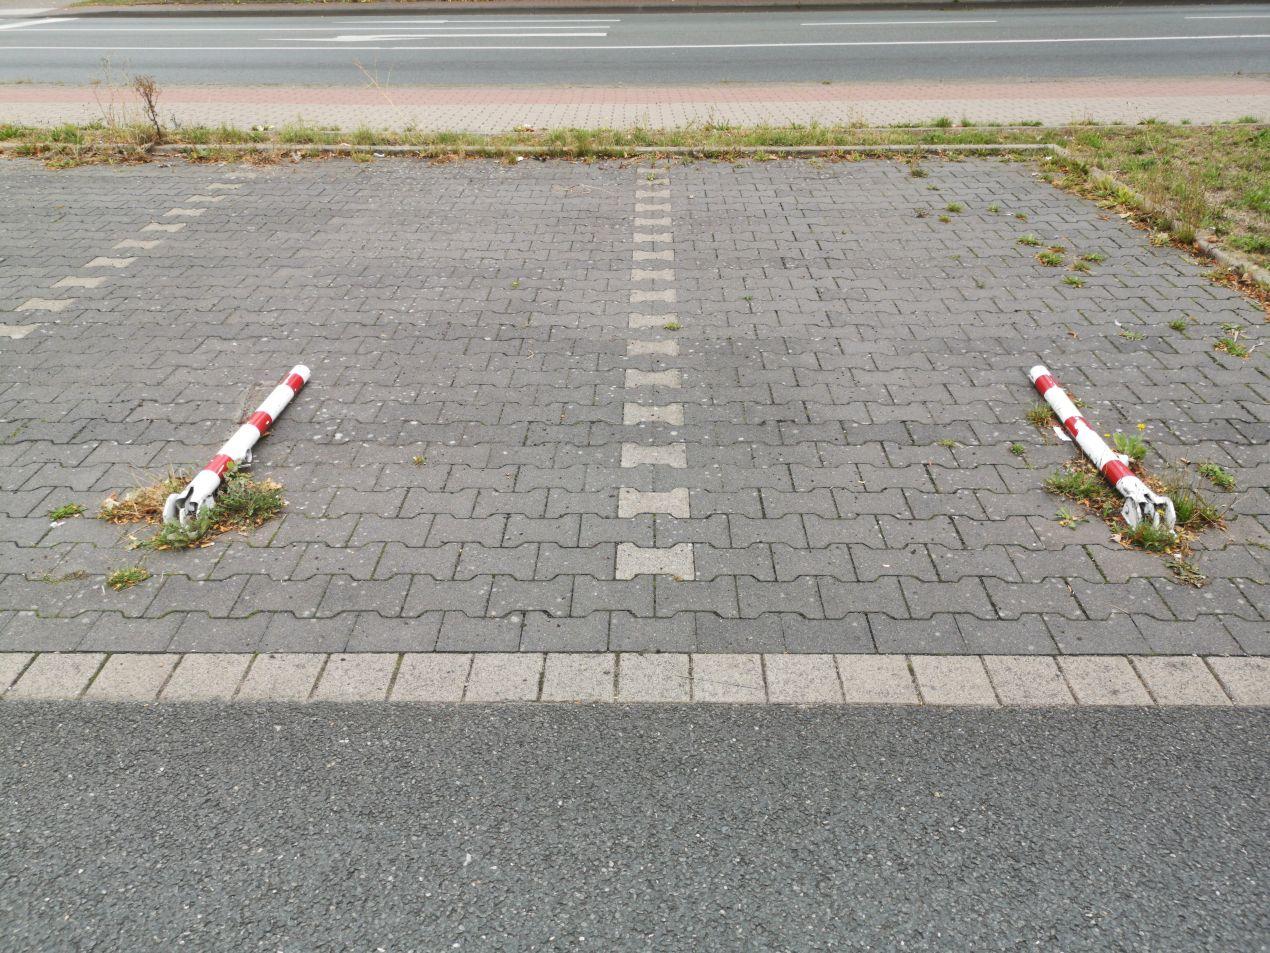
[1,705,1266,951]
[0,3,1267,85]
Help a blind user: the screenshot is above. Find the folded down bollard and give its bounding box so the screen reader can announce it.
[163,365,310,526]
[1028,364,1175,531]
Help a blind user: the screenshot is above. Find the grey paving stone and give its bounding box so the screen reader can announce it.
[616,652,691,702]
[391,653,471,702]
[911,655,998,706]
[520,613,608,652]
[1205,657,1270,706]
[835,654,920,704]
[1057,656,1153,706]
[691,653,765,703]
[1131,656,1231,706]
[541,653,615,702]
[465,653,543,702]
[0,652,33,693]
[763,654,843,704]
[312,653,398,701]
[160,653,251,701]
[236,653,324,702]
[83,653,178,701]
[6,652,104,699]
[983,656,1075,706]
[2,159,1263,659]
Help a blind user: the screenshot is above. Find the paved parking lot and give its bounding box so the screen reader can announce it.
[0,156,1265,656]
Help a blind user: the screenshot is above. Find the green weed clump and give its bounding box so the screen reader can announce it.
[100,467,285,550]
[48,502,85,521]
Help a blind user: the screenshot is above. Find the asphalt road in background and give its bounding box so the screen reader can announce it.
[0,4,1267,85]
[2,704,1267,951]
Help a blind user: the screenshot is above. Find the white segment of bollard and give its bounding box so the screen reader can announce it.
[163,365,309,525]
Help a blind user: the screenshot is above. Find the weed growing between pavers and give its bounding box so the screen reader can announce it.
[1044,452,1227,570]
[106,566,150,591]
[99,467,285,550]
[47,502,85,521]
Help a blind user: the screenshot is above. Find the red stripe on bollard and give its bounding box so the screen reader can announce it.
[1062,414,1087,439]
[246,411,273,434]
[204,454,234,478]
[1033,374,1058,395]
[1102,459,1133,484]
[284,373,305,392]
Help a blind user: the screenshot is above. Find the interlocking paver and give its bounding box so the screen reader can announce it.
[1,158,1263,657]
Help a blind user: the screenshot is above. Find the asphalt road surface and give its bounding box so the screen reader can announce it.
[0,3,1267,85]
[1,703,1267,951]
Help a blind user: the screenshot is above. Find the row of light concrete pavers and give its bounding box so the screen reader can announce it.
[2,652,1266,707]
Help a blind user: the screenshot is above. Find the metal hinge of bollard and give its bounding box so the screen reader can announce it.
[163,365,310,527]
[1029,364,1175,531]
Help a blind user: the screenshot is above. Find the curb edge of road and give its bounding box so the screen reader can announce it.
[3,651,1268,706]
[50,0,1267,19]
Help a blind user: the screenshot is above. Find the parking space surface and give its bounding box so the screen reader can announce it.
[0,157,1264,654]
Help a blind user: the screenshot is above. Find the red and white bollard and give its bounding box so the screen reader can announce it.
[163,365,310,526]
[1029,364,1174,531]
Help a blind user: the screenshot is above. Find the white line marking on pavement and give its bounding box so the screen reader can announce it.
[16,298,73,312]
[633,233,673,243]
[0,323,41,339]
[623,403,684,425]
[297,32,610,42]
[631,269,675,281]
[630,313,676,328]
[630,289,676,304]
[18,19,619,31]
[114,239,161,249]
[85,256,134,268]
[0,8,51,15]
[142,222,184,232]
[9,34,1265,51]
[0,16,70,30]
[1185,13,1270,18]
[52,275,106,288]
[621,443,687,468]
[802,19,997,25]
[618,488,691,519]
[627,339,679,356]
[625,369,681,388]
[616,542,695,580]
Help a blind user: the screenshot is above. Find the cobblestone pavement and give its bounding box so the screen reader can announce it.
[0,157,1265,656]
[1,77,1266,130]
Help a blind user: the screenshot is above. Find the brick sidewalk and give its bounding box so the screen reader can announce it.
[0,158,1265,658]
[1,77,1266,130]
